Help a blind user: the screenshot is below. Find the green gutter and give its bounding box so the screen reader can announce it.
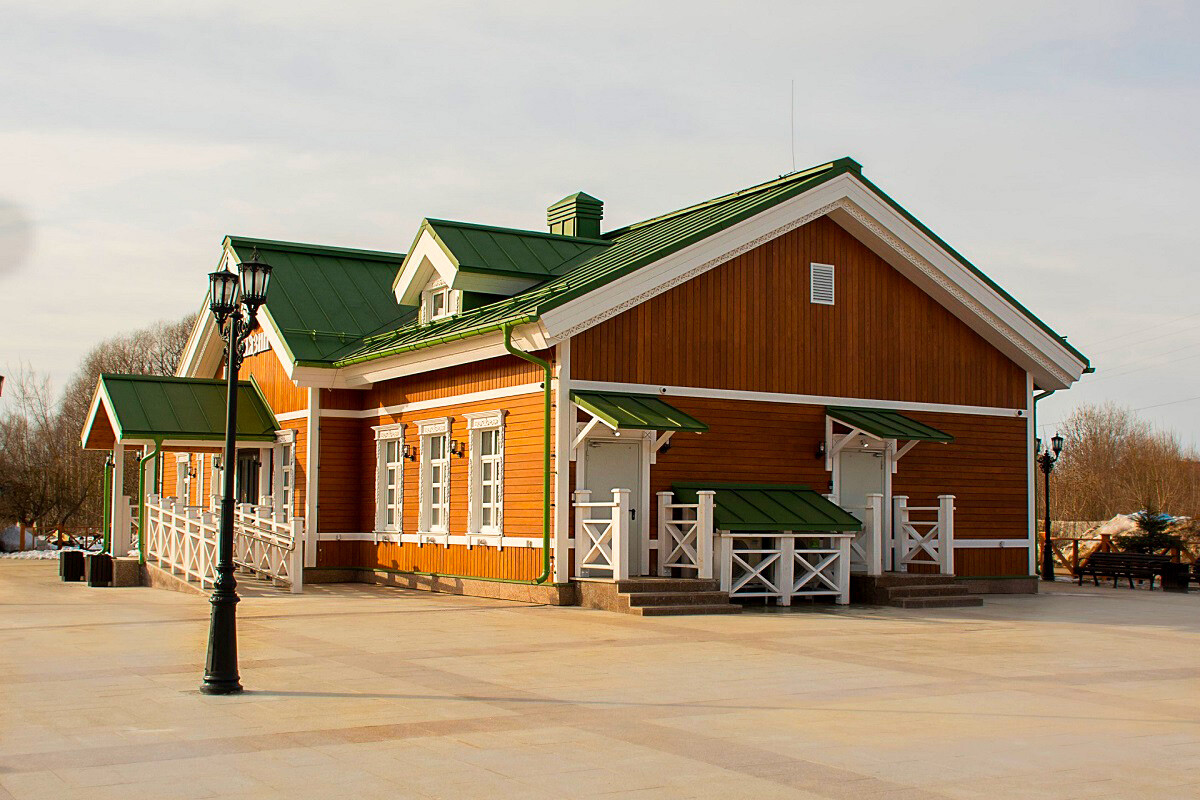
[136,439,162,564]
[323,315,538,368]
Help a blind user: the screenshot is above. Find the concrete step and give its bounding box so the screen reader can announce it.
[634,603,744,616]
[883,584,971,599]
[893,595,984,609]
[625,591,733,607]
[614,578,720,594]
[868,572,954,587]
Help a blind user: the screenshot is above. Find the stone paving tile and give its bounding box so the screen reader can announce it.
[2,563,1198,799]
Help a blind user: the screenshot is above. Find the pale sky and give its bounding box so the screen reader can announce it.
[2,1,1198,443]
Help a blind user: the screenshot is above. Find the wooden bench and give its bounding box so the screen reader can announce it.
[1076,552,1173,589]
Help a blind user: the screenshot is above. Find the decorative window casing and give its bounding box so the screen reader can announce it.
[175,454,191,503]
[810,262,835,305]
[373,424,405,532]
[417,417,452,533]
[466,411,506,535]
[273,430,296,520]
[419,277,460,324]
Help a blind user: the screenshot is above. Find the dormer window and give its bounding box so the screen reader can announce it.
[420,279,460,324]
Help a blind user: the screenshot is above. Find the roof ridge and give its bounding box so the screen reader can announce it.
[224,236,407,263]
[99,373,254,386]
[604,158,857,238]
[424,218,610,246]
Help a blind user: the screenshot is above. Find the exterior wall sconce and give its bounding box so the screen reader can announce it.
[449,439,465,457]
[401,444,417,461]
[815,441,825,460]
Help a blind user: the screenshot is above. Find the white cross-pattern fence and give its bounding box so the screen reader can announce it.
[715,531,854,605]
[145,494,304,592]
[892,495,955,574]
[656,490,715,579]
[573,488,631,580]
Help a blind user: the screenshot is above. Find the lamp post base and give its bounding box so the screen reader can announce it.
[201,586,241,694]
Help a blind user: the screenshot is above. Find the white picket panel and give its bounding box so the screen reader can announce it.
[717,531,854,605]
[573,489,631,580]
[892,495,955,574]
[656,490,715,579]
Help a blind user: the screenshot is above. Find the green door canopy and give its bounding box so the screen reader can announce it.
[672,483,862,532]
[571,391,708,432]
[826,406,954,443]
[85,374,280,447]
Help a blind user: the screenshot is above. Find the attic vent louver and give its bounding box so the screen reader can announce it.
[810,263,835,305]
[547,192,603,239]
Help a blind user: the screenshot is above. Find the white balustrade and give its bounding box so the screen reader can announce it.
[847,492,884,576]
[573,488,631,580]
[656,490,715,579]
[717,531,853,605]
[144,494,304,592]
[892,495,955,574]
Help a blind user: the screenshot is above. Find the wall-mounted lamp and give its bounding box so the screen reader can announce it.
[187,465,197,479]
[449,439,465,458]
[658,440,672,455]
[815,441,826,460]
[401,444,417,461]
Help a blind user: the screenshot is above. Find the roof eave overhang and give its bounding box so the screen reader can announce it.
[537,172,1088,391]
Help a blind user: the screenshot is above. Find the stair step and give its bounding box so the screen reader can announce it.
[634,603,744,616]
[625,591,732,607]
[614,578,720,593]
[893,595,984,609]
[869,572,954,587]
[884,584,970,599]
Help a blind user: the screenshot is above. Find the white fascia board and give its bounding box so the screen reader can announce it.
[394,229,456,306]
[294,321,549,389]
[539,173,1086,390]
[453,270,543,296]
[176,309,224,379]
[80,381,117,448]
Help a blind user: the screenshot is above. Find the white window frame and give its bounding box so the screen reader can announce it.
[175,454,191,503]
[810,261,835,305]
[373,424,405,533]
[420,277,460,324]
[466,410,506,535]
[195,453,205,509]
[417,417,452,533]
[274,429,296,520]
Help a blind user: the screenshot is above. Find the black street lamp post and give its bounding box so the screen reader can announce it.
[1036,433,1065,583]
[200,250,271,695]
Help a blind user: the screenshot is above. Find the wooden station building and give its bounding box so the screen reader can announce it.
[81,158,1089,612]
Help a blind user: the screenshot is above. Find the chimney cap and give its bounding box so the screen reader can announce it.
[547,192,604,238]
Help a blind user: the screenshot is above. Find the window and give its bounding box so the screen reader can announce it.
[466,411,505,534]
[175,454,191,503]
[420,279,459,323]
[373,426,404,532]
[417,418,452,533]
[810,262,835,305]
[195,454,205,508]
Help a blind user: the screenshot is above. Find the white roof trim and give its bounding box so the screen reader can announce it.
[538,173,1086,390]
[394,229,457,307]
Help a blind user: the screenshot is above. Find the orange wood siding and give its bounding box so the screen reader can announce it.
[619,396,1028,578]
[284,419,307,518]
[572,216,1025,409]
[316,540,545,580]
[364,353,550,408]
[237,347,307,414]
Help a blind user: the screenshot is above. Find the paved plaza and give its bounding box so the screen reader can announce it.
[1,562,1198,799]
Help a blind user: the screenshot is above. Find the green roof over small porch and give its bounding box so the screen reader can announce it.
[672,483,862,532]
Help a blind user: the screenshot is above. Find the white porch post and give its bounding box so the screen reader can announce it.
[656,490,671,577]
[553,339,571,583]
[836,534,851,605]
[865,492,884,576]
[109,445,125,556]
[257,446,271,506]
[938,494,956,575]
[304,387,320,568]
[612,488,630,581]
[572,489,590,578]
[778,534,795,607]
[892,495,908,572]
[697,490,715,580]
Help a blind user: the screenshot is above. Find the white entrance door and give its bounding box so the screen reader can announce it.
[583,439,645,575]
[838,449,885,521]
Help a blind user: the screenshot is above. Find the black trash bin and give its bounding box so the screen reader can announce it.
[85,553,113,587]
[59,550,85,582]
[1162,563,1189,593]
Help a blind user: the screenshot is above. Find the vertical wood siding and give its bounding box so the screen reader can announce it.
[572,216,1026,409]
[238,348,307,414]
[364,353,549,408]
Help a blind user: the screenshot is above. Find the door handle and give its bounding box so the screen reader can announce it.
[630,508,637,520]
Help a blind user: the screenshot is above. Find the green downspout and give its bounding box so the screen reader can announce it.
[101,455,114,554]
[501,322,553,585]
[136,439,162,564]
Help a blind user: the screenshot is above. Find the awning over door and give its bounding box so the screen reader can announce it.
[672,482,862,532]
[571,391,708,432]
[826,406,953,442]
[81,374,280,450]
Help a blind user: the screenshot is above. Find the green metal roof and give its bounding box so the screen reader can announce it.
[827,406,954,442]
[224,236,413,364]
[571,391,708,432]
[672,483,862,532]
[421,219,609,280]
[89,374,279,443]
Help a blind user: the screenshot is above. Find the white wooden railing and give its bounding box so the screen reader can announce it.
[716,532,854,605]
[844,493,884,576]
[892,495,955,574]
[573,488,631,580]
[145,494,304,592]
[656,490,715,579]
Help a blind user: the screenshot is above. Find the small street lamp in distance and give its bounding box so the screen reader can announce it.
[201,249,271,695]
[1036,433,1065,583]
